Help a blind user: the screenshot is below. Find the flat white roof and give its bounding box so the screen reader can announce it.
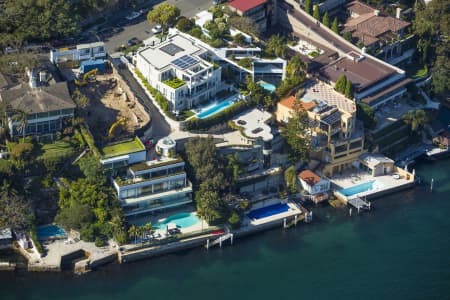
[233,108,273,142]
[100,154,129,165]
[138,33,207,70]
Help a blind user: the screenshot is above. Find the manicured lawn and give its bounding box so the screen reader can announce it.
[163,77,185,89]
[101,137,145,158]
[40,141,75,159]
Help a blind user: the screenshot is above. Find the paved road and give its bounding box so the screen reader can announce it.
[104,0,212,52]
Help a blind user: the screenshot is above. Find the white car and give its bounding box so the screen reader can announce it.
[151,24,162,34]
[125,10,142,21]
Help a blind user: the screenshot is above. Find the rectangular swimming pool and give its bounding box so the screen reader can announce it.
[197,100,234,119]
[338,180,383,197]
[37,225,67,240]
[247,203,289,220]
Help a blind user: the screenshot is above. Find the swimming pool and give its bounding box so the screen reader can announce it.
[154,212,200,229]
[247,203,290,220]
[338,180,383,197]
[197,100,234,119]
[37,225,67,240]
[259,82,276,92]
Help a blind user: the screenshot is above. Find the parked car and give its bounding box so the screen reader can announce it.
[127,37,140,47]
[125,10,143,21]
[151,24,162,34]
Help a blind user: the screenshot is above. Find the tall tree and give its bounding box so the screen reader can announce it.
[304,0,312,15]
[147,3,180,32]
[0,182,33,231]
[12,109,28,142]
[322,11,330,28]
[281,99,311,163]
[331,17,339,34]
[335,74,347,94]
[344,79,354,99]
[313,5,321,21]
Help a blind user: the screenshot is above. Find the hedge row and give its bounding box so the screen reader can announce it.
[29,228,44,254]
[184,100,252,131]
[80,125,100,158]
[134,68,176,120]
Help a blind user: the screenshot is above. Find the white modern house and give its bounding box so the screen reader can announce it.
[50,42,106,64]
[135,31,222,113]
[112,136,192,217]
[298,169,330,203]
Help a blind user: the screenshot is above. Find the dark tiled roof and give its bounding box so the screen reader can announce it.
[0,82,75,114]
[320,56,396,91]
[361,78,411,105]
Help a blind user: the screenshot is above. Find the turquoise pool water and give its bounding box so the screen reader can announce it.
[339,180,382,197]
[259,82,276,92]
[197,100,234,119]
[154,213,200,229]
[36,225,67,240]
[247,203,289,220]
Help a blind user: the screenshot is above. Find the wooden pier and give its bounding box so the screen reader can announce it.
[348,197,371,213]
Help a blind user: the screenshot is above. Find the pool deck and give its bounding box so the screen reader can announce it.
[127,206,210,236]
[330,169,414,202]
[27,239,118,273]
[244,199,303,226]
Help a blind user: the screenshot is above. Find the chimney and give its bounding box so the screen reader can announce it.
[39,71,46,83]
[396,7,402,19]
[27,68,37,88]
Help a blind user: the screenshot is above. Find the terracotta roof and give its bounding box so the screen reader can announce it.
[279,96,316,111]
[228,0,267,13]
[298,170,321,186]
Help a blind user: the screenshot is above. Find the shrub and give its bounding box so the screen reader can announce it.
[29,228,44,254]
[80,224,95,242]
[191,27,203,38]
[239,200,251,211]
[228,211,241,229]
[176,17,194,32]
[95,237,106,247]
[238,57,252,69]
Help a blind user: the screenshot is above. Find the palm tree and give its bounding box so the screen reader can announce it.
[144,223,152,237]
[128,225,138,244]
[402,109,429,131]
[12,109,28,142]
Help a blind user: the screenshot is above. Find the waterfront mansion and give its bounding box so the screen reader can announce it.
[112,137,193,217]
[135,31,221,113]
[276,79,366,177]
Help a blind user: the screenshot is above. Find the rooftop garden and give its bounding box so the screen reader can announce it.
[130,157,184,173]
[101,137,145,158]
[163,77,186,89]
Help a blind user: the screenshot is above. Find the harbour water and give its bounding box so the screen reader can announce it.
[0,157,449,299]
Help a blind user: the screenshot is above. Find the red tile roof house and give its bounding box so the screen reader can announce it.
[298,170,331,203]
[228,0,271,32]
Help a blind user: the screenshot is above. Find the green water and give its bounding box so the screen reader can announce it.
[1,159,450,300]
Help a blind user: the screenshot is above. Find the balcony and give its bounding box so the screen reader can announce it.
[114,171,186,187]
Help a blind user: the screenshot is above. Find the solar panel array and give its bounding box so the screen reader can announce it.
[172,55,199,69]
